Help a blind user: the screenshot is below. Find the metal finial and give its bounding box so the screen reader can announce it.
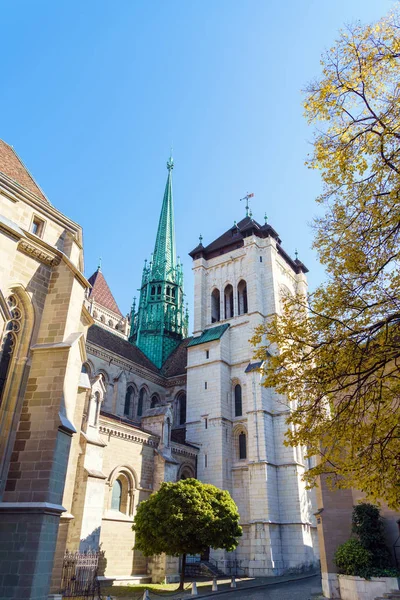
[295,248,299,260]
[199,234,203,245]
[234,220,237,228]
[249,208,253,218]
[240,192,254,217]
[98,257,102,270]
[264,213,268,224]
[167,155,174,171]
[132,296,137,312]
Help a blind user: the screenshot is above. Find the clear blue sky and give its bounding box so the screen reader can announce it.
[1,0,393,325]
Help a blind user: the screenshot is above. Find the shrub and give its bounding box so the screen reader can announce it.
[351,504,392,569]
[334,539,373,577]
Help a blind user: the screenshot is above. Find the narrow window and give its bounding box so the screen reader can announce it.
[224,284,234,319]
[172,288,176,300]
[31,216,45,237]
[206,350,209,359]
[205,418,208,429]
[239,432,247,460]
[237,280,248,315]
[111,479,122,511]
[179,394,186,425]
[205,454,208,468]
[234,384,242,417]
[211,288,220,323]
[137,388,145,417]
[166,286,171,298]
[260,256,263,262]
[151,394,159,408]
[205,381,207,390]
[157,285,162,295]
[124,386,134,416]
[94,391,101,425]
[151,285,156,296]
[0,332,14,407]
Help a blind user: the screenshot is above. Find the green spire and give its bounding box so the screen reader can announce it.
[152,156,176,280]
[129,157,188,369]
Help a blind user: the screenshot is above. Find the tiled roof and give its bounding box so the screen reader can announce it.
[188,323,230,347]
[0,139,49,203]
[87,268,123,316]
[161,337,191,377]
[87,324,160,374]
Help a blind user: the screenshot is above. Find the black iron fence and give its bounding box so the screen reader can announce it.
[60,550,100,599]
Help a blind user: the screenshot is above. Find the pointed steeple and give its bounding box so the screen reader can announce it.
[129,157,188,369]
[152,156,176,281]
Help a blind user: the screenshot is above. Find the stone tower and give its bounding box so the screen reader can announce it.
[186,211,319,576]
[129,157,188,368]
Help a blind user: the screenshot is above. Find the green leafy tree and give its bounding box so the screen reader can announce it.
[132,479,242,589]
[251,6,400,509]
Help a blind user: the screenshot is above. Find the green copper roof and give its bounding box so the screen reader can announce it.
[188,323,230,347]
[152,156,176,280]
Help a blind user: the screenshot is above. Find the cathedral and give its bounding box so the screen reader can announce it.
[0,140,319,600]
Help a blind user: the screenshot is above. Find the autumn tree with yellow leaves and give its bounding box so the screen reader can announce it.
[252,7,400,509]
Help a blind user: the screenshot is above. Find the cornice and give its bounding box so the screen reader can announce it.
[171,442,199,459]
[99,420,159,448]
[18,238,61,267]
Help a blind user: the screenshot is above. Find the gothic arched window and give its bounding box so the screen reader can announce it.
[239,432,247,460]
[151,394,159,408]
[137,388,145,417]
[211,288,220,323]
[237,280,248,315]
[124,385,134,416]
[234,384,242,417]
[224,284,234,319]
[111,479,122,511]
[0,294,23,407]
[179,393,186,425]
[151,285,156,297]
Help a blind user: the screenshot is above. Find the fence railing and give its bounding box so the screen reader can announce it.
[60,550,100,599]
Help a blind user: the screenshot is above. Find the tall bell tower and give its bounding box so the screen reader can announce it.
[186,209,319,576]
[129,157,188,369]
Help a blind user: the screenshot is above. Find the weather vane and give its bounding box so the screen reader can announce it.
[240,192,254,217]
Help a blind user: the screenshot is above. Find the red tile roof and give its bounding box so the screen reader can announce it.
[87,269,123,316]
[0,139,49,203]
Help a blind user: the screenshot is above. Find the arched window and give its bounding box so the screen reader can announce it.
[157,285,162,296]
[124,385,134,416]
[100,315,105,323]
[108,319,113,327]
[111,479,122,511]
[234,384,242,417]
[211,288,220,323]
[137,388,145,417]
[172,288,176,301]
[179,394,187,425]
[224,284,234,319]
[151,394,159,408]
[166,286,171,298]
[237,280,248,315]
[0,294,23,407]
[239,432,247,460]
[151,285,156,296]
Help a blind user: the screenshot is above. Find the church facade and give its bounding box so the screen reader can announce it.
[0,141,318,600]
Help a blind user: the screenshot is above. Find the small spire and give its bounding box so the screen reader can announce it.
[167,155,174,171]
[264,213,268,224]
[199,234,203,245]
[132,296,137,313]
[295,248,299,260]
[98,257,102,271]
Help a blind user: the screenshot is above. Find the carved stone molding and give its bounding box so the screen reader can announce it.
[18,239,61,267]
